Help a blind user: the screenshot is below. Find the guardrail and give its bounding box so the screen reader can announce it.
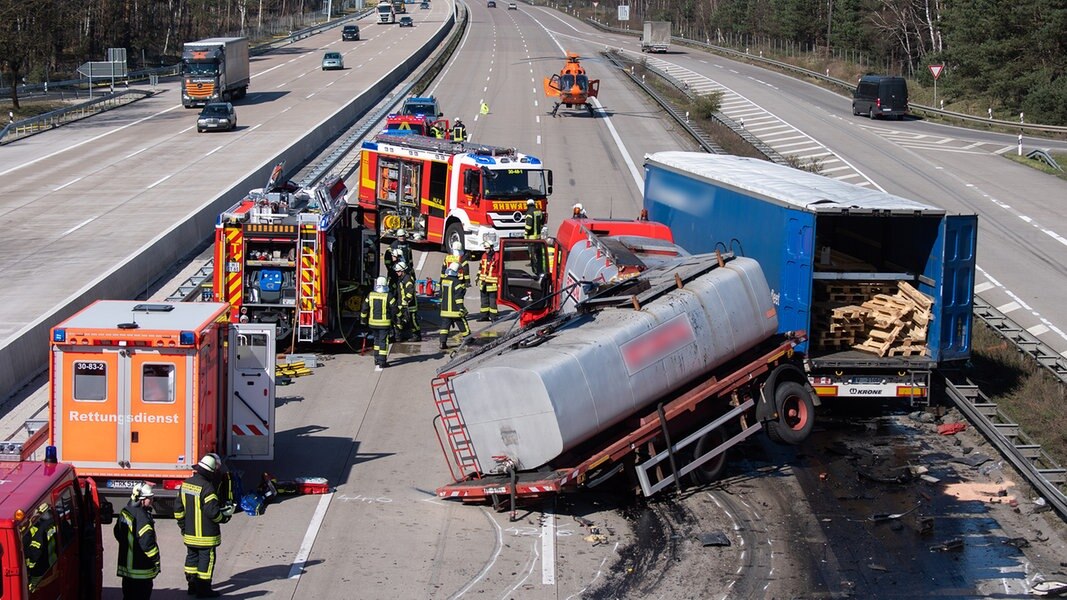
[0,89,155,144]
[585,20,1067,137]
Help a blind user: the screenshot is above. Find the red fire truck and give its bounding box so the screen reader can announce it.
[357,134,552,251]
[0,446,107,599]
[383,113,449,137]
[214,164,378,343]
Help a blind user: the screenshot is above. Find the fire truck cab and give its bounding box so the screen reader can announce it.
[358,134,552,251]
[0,447,106,600]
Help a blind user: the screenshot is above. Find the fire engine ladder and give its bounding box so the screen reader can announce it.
[296,215,319,343]
[431,374,482,480]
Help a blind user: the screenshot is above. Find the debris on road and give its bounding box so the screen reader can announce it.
[697,531,731,547]
[929,538,964,552]
[937,422,967,435]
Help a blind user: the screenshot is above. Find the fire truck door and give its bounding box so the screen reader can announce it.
[127,350,192,467]
[54,348,122,467]
[228,324,276,460]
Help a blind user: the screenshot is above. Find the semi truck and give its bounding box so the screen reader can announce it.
[393,0,407,14]
[377,1,396,23]
[641,21,671,53]
[48,301,275,505]
[357,133,552,251]
[0,449,107,599]
[181,37,250,108]
[432,215,818,509]
[214,164,378,343]
[642,152,977,401]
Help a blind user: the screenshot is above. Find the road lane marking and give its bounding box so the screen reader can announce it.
[147,174,172,189]
[62,218,95,236]
[287,492,333,579]
[541,509,555,585]
[451,507,503,598]
[55,177,84,191]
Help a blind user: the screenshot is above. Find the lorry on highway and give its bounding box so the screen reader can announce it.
[641,21,671,53]
[0,448,107,599]
[377,1,396,23]
[393,0,407,14]
[214,164,379,343]
[432,215,817,509]
[357,133,552,251]
[48,301,275,506]
[181,37,250,108]
[642,152,978,401]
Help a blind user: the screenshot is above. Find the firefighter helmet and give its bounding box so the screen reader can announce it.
[396,228,407,239]
[198,453,221,473]
[450,241,462,253]
[131,482,155,501]
[482,239,493,249]
[394,261,407,273]
[527,199,535,206]
[374,276,389,293]
[446,262,460,277]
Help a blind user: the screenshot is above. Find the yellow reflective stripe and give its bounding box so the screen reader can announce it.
[182,534,222,546]
[138,524,153,536]
[145,547,159,558]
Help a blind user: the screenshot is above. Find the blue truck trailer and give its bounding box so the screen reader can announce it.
[642,152,977,401]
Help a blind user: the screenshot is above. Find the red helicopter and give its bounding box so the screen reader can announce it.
[542,53,600,117]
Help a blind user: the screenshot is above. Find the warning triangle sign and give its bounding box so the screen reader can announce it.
[398,122,411,130]
[929,64,944,80]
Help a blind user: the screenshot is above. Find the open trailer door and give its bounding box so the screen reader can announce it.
[228,323,276,460]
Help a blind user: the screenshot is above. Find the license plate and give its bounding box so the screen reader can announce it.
[508,231,524,238]
[106,479,141,489]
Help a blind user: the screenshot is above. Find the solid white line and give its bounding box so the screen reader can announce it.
[62,218,95,236]
[416,251,428,272]
[287,492,333,579]
[542,509,555,584]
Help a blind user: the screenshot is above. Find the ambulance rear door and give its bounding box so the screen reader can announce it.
[228,323,276,460]
[53,348,123,467]
[126,349,194,468]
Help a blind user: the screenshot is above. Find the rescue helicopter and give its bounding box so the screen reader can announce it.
[542,53,600,117]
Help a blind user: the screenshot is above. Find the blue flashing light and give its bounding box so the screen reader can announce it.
[53,329,66,342]
[44,445,58,463]
[179,331,196,345]
[526,156,542,165]
[472,155,495,165]
[362,141,378,150]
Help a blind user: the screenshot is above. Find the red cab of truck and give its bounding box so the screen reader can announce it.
[0,448,106,599]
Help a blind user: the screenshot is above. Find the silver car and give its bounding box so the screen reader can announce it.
[321,51,344,71]
[196,102,237,132]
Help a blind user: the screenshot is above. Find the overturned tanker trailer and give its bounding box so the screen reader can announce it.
[432,216,819,510]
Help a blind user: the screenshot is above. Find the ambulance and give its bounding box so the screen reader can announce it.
[48,301,275,505]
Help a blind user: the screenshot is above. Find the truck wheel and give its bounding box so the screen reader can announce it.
[689,427,728,485]
[443,222,464,253]
[868,107,877,120]
[764,381,814,445]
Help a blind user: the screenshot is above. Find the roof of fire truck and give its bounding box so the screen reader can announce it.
[217,173,349,228]
[365,133,544,167]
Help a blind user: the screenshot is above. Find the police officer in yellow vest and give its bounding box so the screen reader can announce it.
[477,240,499,321]
[24,503,58,592]
[175,453,233,598]
[439,262,471,349]
[451,118,467,142]
[524,199,543,239]
[115,483,160,599]
[362,276,397,368]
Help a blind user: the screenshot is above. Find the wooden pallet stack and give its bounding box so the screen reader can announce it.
[813,281,933,357]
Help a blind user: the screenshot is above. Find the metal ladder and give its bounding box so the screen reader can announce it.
[431,375,481,479]
[296,217,319,343]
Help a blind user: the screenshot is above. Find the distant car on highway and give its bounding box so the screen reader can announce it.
[196,102,236,133]
[420,1,429,8]
[508,2,517,8]
[399,16,414,27]
[342,24,360,40]
[321,51,344,70]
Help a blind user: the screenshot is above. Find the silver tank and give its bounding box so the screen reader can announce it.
[449,255,778,471]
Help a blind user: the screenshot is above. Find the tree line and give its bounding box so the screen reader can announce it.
[2,0,1065,124]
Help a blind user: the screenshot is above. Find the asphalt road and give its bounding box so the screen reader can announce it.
[4,1,1067,598]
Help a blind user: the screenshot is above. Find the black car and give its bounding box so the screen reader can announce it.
[196,102,236,132]
[342,24,360,40]
[399,16,414,27]
[852,75,908,120]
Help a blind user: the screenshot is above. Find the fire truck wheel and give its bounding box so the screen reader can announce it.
[764,381,815,446]
[443,222,464,253]
[689,426,728,485]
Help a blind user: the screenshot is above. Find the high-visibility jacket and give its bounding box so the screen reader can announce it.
[115,502,160,580]
[429,125,442,138]
[524,208,544,239]
[452,124,466,142]
[361,291,396,328]
[175,471,224,547]
[546,245,557,277]
[439,276,466,318]
[389,240,413,269]
[441,252,471,285]
[398,275,417,310]
[25,518,57,587]
[478,252,498,292]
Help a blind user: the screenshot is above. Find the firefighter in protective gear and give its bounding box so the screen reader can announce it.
[175,453,233,598]
[395,262,420,341]
[429,124,443,139]
[524,199,544,239]
[24,503,58,592]
[451,119,467,142]
[116,483,160,599]
[390,229,415,281]
[441,240,470,286]
[572,203,587,218]
[477,240,499,321]
[439,262,471,349]
[362,276,397,367]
